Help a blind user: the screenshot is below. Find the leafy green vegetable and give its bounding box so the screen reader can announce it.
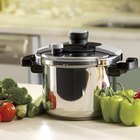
[6,87,32,105]
[0,78,32,105]
[0,78,18,91]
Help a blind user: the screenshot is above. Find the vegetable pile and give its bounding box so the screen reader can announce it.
[0,78,45,122]
[94,82,140,126]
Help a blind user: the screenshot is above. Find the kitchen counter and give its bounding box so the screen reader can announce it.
[0,83,140,140]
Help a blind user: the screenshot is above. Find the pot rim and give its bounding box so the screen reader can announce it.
[36,54,121,67]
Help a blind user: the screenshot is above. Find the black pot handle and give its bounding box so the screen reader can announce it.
[21,54,43,73]
[106,57,138,76]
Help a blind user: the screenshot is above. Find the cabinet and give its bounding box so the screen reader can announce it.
[0,34,41,84]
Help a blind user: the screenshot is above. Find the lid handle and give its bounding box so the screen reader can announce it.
[106,57,138,76]
[21,54,43,73]
[69,30,88,44]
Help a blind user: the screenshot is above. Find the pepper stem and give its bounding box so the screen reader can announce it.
[117,83,125,91]
[108,87,113,97]
[122,95,133,104]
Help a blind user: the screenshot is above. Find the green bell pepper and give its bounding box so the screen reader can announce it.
[100,95,123,123]
[93,82,107,114]
[120,98,140,126]
[100,86,123,123]
[94,86,102,113]
[110,95,123,123]
[100,87,112,122]
[100,96,112,123]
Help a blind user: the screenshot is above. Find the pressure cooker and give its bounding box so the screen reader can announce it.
[21,30,138,120]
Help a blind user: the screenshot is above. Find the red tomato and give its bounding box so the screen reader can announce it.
[49,91,56,109]
[0,106,3,113]
[0,114,2,122]
[1,102,16,122]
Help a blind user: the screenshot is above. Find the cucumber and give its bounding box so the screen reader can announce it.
[27,95,45,118]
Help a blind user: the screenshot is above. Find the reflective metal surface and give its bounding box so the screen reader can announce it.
[35,44,122,67]
[43,65,109,119]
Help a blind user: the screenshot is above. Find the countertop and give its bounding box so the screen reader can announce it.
[0,83,140,140]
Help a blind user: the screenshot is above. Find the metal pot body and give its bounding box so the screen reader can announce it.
[42,64,109,120]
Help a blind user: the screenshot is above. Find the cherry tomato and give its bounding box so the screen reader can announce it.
[1,102,16,122]
[134,92,140,99]
[49,91,56,109]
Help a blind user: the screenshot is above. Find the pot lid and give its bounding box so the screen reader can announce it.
[35,31,122,67]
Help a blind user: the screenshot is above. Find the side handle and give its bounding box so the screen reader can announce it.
[21,54,43,73]
[106,57,138,76]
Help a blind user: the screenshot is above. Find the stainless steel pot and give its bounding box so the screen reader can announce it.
[21,30,138,120]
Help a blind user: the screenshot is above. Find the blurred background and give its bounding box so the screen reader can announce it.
[0,0,139,27]
[0,0,140,90]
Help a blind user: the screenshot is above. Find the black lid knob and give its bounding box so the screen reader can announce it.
[69,30,88,44]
